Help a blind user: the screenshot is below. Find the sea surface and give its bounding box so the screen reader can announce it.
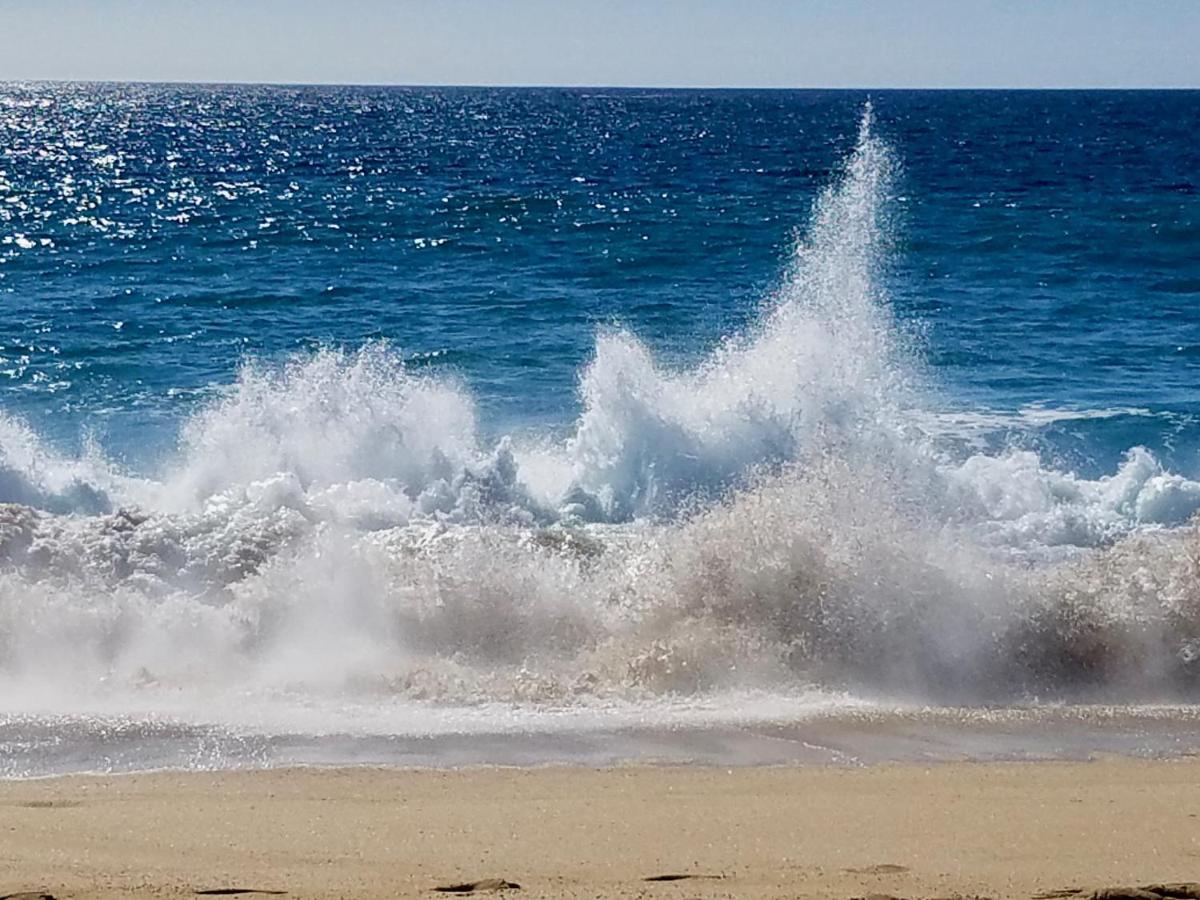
[2,85,1200,776]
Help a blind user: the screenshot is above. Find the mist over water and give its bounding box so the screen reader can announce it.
[3,93,1200,772]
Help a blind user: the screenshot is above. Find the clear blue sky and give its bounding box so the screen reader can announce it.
[2,0,1198,88]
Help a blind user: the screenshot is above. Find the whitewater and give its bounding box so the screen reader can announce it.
[3,104,1200,775]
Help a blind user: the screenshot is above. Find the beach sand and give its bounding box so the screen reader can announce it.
[2,759,1199,899]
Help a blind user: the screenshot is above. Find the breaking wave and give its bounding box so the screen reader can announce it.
[3,105,1200,723]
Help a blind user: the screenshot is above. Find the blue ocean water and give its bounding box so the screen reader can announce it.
[2,86,1197,470]
[3,85,1200,773]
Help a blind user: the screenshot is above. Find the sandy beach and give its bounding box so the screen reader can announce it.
[3,759,1199,900]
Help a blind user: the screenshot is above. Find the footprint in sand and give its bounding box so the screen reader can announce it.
[432,879,521,893]
[1034,886,1200,900]
[193,890,287,896]
[1090,887,1200,900]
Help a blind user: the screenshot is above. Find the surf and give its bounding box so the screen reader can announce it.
[2,103,1200,735]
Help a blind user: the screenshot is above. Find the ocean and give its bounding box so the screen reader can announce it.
[1,84,1199,775]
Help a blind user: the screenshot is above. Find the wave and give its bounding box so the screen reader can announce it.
[3,104,1200,720]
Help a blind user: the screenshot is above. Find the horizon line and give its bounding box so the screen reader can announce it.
[4,77,1200,92]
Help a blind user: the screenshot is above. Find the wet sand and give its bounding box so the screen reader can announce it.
[9,705,1200,777]
[3,758,1200,899]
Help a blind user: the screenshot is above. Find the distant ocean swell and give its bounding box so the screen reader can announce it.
[3,105,1200,719]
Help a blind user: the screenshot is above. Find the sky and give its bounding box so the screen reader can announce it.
[1,0,1198,88]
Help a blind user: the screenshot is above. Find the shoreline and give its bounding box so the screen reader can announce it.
[4,758,1200,899]
[7,704,1200,777]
